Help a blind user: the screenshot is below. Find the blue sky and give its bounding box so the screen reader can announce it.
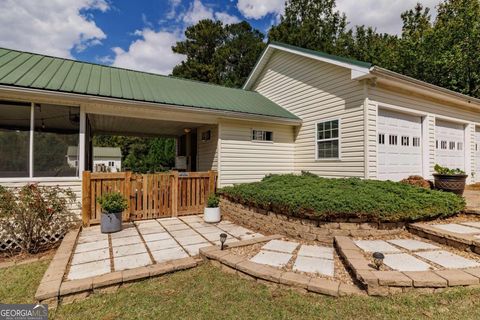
[0,0,441,75]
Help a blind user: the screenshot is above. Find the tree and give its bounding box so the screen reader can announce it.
[268,0,350,56]
[172,19,265,88]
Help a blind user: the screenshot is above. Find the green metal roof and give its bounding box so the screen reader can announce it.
[0,47,299,120]
[269,42,372,69]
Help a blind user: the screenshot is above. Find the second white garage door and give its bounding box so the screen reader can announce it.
[435,120,465,170]
[378,109,423,181]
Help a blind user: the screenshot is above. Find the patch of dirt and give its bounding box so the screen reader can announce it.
[423,213,480,224]
[466,183,480,191]
[0,247,55,266]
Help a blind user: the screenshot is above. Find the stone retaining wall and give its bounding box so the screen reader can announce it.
[220,198,406,243]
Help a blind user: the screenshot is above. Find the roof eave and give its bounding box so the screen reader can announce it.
[370,66,480,109]
[243,43,371,90]
[0,84,302,125]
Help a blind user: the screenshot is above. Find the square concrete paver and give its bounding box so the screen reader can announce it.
[239,233,264,240]
[163,223,190,231]
[293,256,334,276]
[145,238,180,251]
[354,240,402,253]
[75,240,109,253]
[136,227,165,235]
[433,224,480,234]
[250,250,293,268]
[383,253,433,271]
[111,236,142,247]
[183,242,210,255]
[110,228,139,239]
[297,245,334,259]
[142,232,172,242]
[387,239,439,251]
[176,235,207,246]
[77,233,108,244]
[71,248,110,265]
[151,247,189,263]
[68,259,111,280]
[112,243,147,257]
[416,250,480,269]
[460,222,480,229]
[262,240,299,253]
[114,252,152,271]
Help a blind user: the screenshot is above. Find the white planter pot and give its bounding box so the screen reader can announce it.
[204,207,221,223]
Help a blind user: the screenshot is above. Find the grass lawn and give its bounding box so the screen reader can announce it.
[2,260,480,319]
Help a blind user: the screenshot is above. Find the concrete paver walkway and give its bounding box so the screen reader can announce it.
[67,215,262,280]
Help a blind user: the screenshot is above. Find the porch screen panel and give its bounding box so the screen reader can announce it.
[33,105,80,177]
[0,102,31,177]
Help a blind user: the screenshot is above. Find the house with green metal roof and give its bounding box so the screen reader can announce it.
[2,40,480,204]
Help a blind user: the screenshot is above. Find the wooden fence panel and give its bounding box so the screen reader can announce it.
[82,171,217,226]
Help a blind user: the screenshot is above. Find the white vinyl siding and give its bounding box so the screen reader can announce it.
[197,125,218,172]
[218,119,295,186]
[368,85,479,181]
[252,50,366,177]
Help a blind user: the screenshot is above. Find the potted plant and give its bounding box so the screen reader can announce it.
[97,192,128,233]
[433,164,468,195]
[204,193,221,223]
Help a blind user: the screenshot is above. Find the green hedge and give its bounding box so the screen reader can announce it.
[219,173,465,222]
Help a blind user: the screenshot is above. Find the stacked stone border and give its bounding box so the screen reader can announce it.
[334,236,480,296]
[199,234,364,297]
[220,197,406,243]
[34,227,199,308]
[409,223,480,255]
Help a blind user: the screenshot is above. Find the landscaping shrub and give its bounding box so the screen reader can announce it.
[97,192,128,213]
[400,175,432,189]
[0,184,77,254]
[206,193,220,208]
[219,173,465,222]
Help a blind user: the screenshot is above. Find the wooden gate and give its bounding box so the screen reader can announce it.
[82,170,217,226]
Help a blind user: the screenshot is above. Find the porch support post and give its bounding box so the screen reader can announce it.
[125,171,132,221]
[82,171,91,227]
[29,103,34,178]
[171,171,179,217]
[79,106,86,176]
[208,170,216,195]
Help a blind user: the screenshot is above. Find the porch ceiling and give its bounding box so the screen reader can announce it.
[88,113,209,137]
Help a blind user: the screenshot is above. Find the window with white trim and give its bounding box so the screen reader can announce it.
[449,141,455,150]
[316,119,339,159]
[389,135,398,145]
[441,141,447,149]
[457,142,463,151]
[401,136,409,146]
[252,130,273,141]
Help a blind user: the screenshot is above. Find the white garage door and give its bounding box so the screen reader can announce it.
[378,109,422,181]
[435,120,465,170]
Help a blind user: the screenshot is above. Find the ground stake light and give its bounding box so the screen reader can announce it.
[220,233,227,250]
[373,252,385,270]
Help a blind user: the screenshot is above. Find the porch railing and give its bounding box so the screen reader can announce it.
[82,170,217,226]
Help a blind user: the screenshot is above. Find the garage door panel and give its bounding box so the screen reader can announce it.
[435,120,465,170]
[378,109,422,181]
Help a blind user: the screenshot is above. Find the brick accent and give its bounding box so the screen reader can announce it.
[220,198,405,242]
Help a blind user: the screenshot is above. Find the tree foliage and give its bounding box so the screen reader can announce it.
[93,136,175,173]
[172,19,265,88]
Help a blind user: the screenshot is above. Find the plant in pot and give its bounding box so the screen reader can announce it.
[433,164,468,195]
[204,193,221,223]
[97,192,128,233]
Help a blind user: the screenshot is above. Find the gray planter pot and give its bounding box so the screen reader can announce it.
[101,211,123,233]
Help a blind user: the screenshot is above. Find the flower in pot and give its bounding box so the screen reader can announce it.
[433,164,468,195]
[204,193,221,223]
[97,192,128,233]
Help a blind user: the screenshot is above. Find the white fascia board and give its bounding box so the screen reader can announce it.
[243,44,371,90]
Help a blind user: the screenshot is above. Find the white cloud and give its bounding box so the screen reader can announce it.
[335,0,441,35]
[0,0,108,58]
[111,29,186,75]
[166,0,182,20]
[183,0,240,25]
[237,0,284,20]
